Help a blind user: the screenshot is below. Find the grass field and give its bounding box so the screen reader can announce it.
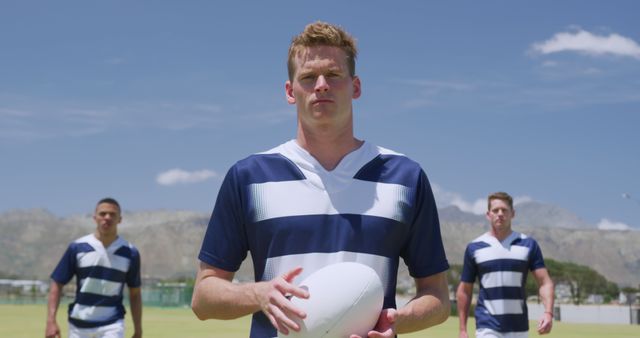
[2,304,639,338]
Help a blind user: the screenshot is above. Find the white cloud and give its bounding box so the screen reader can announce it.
[432,184,485,214]
[513,196,533,205]
[452,197,486,215]
[156,169,218,186]
[531,29,640,59]
[597,218,631,231]
[432,184,534,215]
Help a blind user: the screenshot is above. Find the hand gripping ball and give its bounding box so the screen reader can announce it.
[279,262,384,338]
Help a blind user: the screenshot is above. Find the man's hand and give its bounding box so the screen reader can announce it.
[45,320,60,338]
[350,308,397,338]
[537,312,553,335]
[256,267,309,335]
[458,331,469,338]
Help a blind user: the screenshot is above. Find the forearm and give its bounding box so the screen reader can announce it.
[45,281,63,337]
[395,291,450,333]
[456,292,470,332]
[455,281,474,335]
[539,280,555,313]
[129,290,143,333]
[535,272,555,334]
[532,268,555,313]
[395,272,450,334]
[192,275,261,320]
[46,282,62,322]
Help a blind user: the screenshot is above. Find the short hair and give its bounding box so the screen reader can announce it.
[487,191,514,211]
[96,197,121,213]
[287,21,358,82]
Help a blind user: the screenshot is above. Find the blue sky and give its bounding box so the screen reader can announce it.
[1,1,639,229]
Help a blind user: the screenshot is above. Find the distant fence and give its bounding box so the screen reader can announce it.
[141,283,193,307]
[4,283,640,324]
[0,295,50,305]
[529,303,640,325]
[0,281,194,308]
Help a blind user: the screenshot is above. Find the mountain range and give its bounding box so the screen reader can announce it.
[1,201,638,287]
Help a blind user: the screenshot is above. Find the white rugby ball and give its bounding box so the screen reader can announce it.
[278,262,384,338]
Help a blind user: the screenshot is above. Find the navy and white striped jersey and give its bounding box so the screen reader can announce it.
[199,140,449,338]
[51,234,141,328]
[461,231,546,333]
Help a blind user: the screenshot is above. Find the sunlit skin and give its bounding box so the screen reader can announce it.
[281,45,451,338]
[486,199,514,241]
[193,44,450,338]
[93,202,121,246]
[46,200,141,338]
[286,45,360,130]
[456,198,553,337]
[285,45,362,170]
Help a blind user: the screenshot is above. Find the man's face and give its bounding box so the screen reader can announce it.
[486,198,514,231]
[93,202,121,236]
[285,45,361,129]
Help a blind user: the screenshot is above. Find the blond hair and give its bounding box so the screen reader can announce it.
[287,21,357,81]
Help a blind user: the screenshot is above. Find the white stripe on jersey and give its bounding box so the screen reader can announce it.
[483,299,524,315]
[77,250,131,272]
[79,277,123,297]
[474,245,530,264]
[262,251,391,294]
[70,304,118,321]
[481,271,523,289]
[249,179,411,223]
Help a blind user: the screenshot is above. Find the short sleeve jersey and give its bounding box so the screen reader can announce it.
[460,231,546,333]
[198,140,449,338]
[51,234,141,328]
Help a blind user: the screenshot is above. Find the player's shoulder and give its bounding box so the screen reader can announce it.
[69,234,97,252]
[355,143,427,184]
[374,145,420,167]
[117,236,137,248]
[114,236,139,253]
[471,232,492,244]
[466,233,492,250]
[236,146,291,168]
[512,232,542,251]
[234,140,300,170]
[72,233,94,244]
[228,141,304,184]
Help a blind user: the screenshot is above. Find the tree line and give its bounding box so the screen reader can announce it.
[447,258,637,305]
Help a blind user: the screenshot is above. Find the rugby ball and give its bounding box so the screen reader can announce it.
[278,262,384,338]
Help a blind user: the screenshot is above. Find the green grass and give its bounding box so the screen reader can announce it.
[2,304,638,338]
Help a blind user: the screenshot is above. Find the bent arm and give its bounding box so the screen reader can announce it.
[191,262,258,320]
[191,262,309,335]
[395,271,451,334]
[45,280,63,338]
[455,281,473,338]
[129,287,143,338]
[533,267,554,313]
[533,267,554,334]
